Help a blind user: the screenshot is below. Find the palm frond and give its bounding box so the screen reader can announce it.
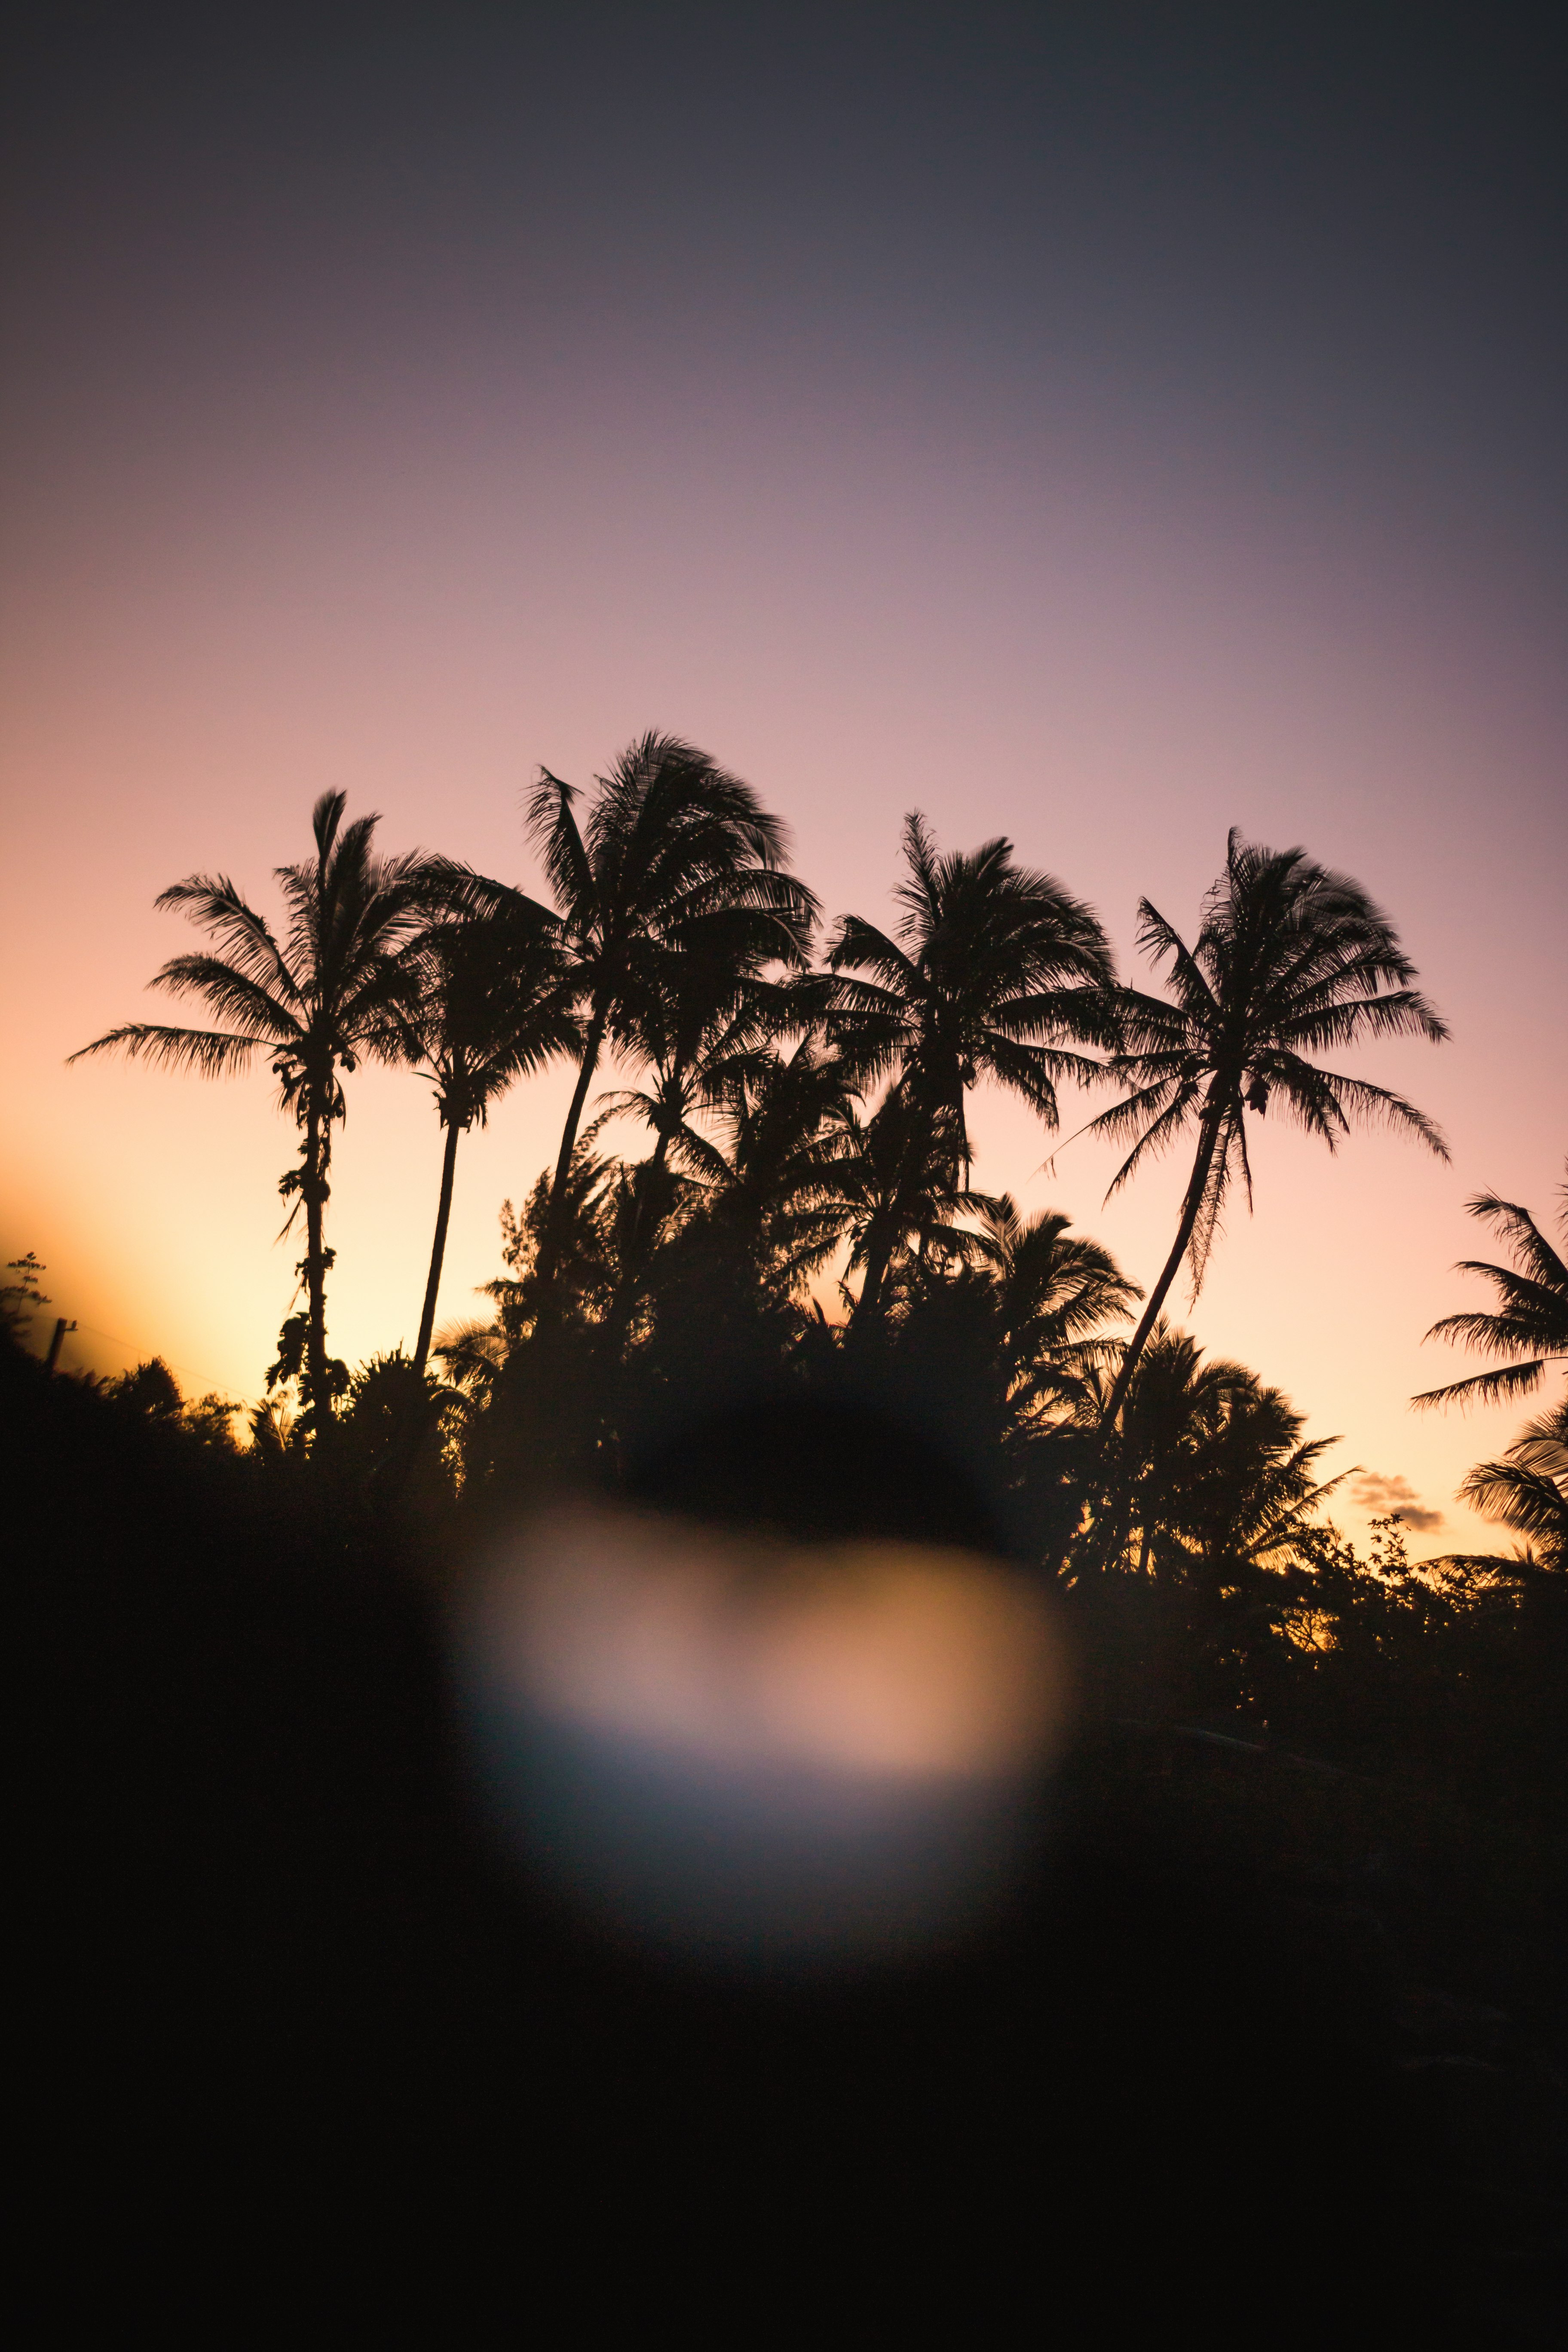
[526,769,595,920]
[147,954,302,1043]
[67,1023,266,1077]
[1134,900,1219,1015]
[1463,1193,1568,1289]
[1093,1083,1200,1198]
[1412,1358,1562,1410]
[155,876,302,1003]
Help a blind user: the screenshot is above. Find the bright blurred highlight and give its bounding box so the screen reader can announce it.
[456,1503,1070,1967]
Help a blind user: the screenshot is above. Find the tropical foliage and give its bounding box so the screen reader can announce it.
[392,898,579,1373]
[1456,1400,1568,1573]
[26,745,1566,2284]
[69,793,440,1428]
[1087,828,1449,1426]
[57,731,1559,1638]
[521,732,818,1292]
[824,813,1118,1173]
[1413,1170,1568,1409]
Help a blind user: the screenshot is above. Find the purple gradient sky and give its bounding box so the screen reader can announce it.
[3,4,1563,1548]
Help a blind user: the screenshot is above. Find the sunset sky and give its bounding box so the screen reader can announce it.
[3,4,1563,1553]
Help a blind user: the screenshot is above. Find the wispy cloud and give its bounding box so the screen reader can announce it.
[1351,1472,1445,1534]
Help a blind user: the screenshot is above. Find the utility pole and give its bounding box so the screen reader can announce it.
[44,1317,76,1373]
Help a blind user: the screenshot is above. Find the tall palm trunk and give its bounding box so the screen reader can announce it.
[539,1005,607,1291]
[414,1118,462,1377]
[303,1096,331,1428]
[851,1211,899,1339]
[1099,1097,1224,1431]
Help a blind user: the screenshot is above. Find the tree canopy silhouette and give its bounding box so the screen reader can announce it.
[524,733,818,1292]
[1412,1169,1568,1410]
[825,812,1117,1179]
[1089,829,1448,1428]
[1458,1398,1568,1571]
[70,792,435,1427]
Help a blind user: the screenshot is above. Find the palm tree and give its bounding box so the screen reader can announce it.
[525,733,818,1289]
[70,793,432,1428]
[1092,1323,1343,1581]
[827,1087,995,1333]
[609,948,811,1176]
[1174,1375,1347,1586]
[824,814,1118,1178]
[965,1197,1141,1433]
[1458,1399,1568,1571]
[663,1036,858,1295]
[1090,830,1449,1429]
[1412,1168,1568,1409]
[397,900,579,1376]
[879,1200,1137,1487]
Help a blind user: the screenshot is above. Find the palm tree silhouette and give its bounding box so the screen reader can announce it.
[965,1197,1141,1431]
[1091,1322,1344,1579]
[881,1199,1137,1472]
[608,954,810,1178]
[396,898,580,1376]
[1089,830,1449,1430]
[70,793,432,1428]
[1412,1168,1568,1409]
[1457,1398,1568,1571]
[827,1087,993,1333]
[825,814,1118,1179]
[525,733,817,1293]
[664,1036,857,1296]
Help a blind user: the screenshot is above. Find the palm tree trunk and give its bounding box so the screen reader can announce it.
[539,1006,607,1289]
[1099,1103,1223,1431]
[303,1097,331,1428]
[851,1213,898,1337]
[413,1119,462,1377]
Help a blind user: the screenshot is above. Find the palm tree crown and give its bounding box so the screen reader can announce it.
[889,1199,1139,1449]
[825,1087,995,1332]
[825,813,1118,1174]
[526,732,818,1283]
[1413,1170,1568,1409]
[70,792,433,1424]
[606,948,812,1176]
[1091,828,1449,1426]
[1458,1399,1568,1572]
[665,1036,857,1294]
[965,1197,1141,1429]
[1095,1323,1345,1581]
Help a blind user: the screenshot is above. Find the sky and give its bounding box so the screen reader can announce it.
[2,1,1563,1552]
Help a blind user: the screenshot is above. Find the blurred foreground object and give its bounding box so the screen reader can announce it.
[456,1499,1069,1966]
